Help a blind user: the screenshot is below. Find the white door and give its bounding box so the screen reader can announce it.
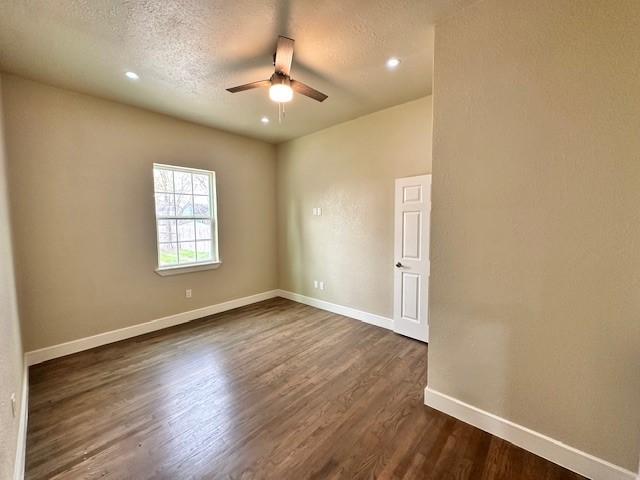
[393,174,431,342]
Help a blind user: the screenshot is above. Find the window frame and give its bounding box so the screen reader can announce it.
[153,163,221,275]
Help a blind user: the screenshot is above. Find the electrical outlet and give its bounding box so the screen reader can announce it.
[10,393,16,418]
[312,207,323,216]
[313,280,318,289]
[319,281,325,290]
[185,289,192,298]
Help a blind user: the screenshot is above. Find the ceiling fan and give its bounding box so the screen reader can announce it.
[226,36,328,104]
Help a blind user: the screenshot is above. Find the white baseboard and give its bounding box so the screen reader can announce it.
[25,289,391,366]
[14,362,28,480]
[424,387,636,480]
[277,289,392,331]
[25,290,279,366]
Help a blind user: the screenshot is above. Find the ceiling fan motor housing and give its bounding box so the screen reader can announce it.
[270,72,291,86]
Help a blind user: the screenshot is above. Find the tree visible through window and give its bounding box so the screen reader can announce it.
[153,164,219,269]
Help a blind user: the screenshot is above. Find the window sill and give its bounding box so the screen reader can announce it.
[155,261,222,276]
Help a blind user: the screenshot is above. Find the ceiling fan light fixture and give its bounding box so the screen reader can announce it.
[269,83,293,103]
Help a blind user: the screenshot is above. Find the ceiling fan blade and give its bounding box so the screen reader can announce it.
[226,80,271,93]
[274,36,295,76]
[290,80,328,102]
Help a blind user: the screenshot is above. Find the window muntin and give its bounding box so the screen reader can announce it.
[153,164,219,269]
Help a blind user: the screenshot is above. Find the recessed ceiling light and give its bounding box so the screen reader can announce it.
[386,57,401,69]
[260,116,270,124]
[125,71,139,80]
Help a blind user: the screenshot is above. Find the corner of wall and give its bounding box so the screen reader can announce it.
[0,69,27,480]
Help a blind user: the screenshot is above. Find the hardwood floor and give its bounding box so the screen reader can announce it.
[26,297,585,480]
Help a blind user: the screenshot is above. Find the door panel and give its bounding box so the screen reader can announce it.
[393,174,431,342]
[401,272,420,321]
[403,185,422,202]
[402,211,422,259]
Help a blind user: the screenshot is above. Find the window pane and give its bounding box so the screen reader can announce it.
[174,171,193,194]
[154,168,174,193]
[196,241,213,262]
[175,194,194,217]
[155,193,175,216]
[193,174,209,195]
[158,243,178,266]
[178,242,196,264]
[177,219,195,241]
[193,195,210,217]
[195,219,211,240]
[157,220,177,242]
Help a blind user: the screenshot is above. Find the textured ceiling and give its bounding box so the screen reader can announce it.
[0,0,472,143]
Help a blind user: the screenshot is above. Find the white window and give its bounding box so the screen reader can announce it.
[153,164,219,273]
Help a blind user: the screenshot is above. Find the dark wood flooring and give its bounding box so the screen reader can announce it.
[26,297,585,480]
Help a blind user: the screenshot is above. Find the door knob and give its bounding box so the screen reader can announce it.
[395,262,403,268]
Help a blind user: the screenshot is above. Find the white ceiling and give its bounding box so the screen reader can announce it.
[0,0,471,143]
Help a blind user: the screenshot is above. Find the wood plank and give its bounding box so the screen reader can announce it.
[25,298,585,480]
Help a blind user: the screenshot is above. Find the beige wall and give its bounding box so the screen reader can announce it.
[429,0,640,471]
[2,74,278,351]
[277,96,432,318]
[0,75,24,479]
